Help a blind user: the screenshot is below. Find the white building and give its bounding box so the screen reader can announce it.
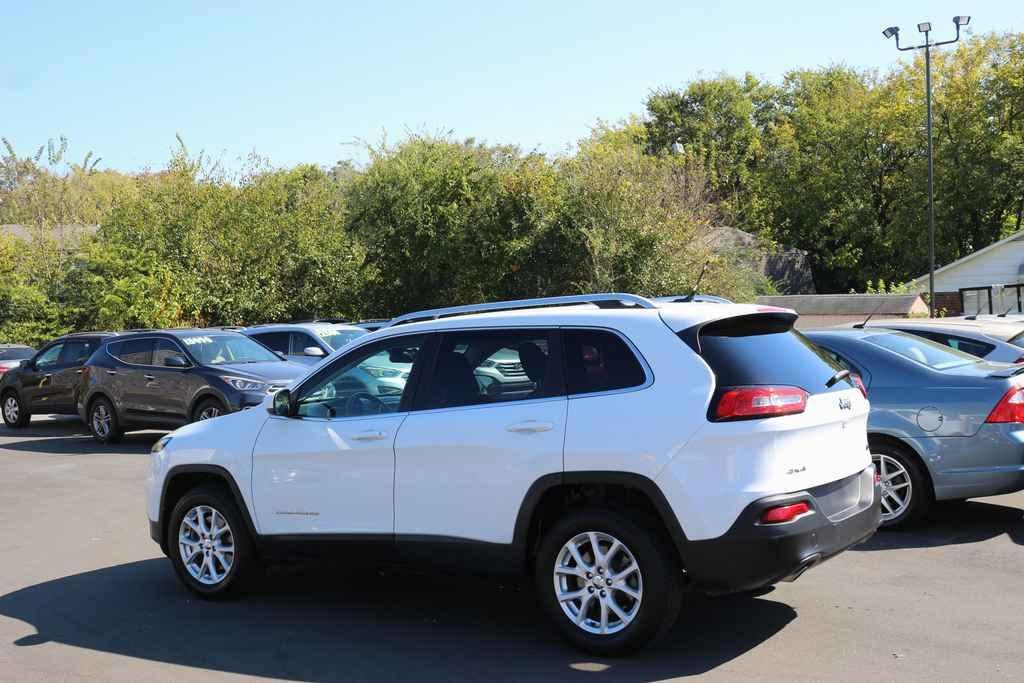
[910,231,1024,315]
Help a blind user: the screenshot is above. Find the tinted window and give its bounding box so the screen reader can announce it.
[153,339,188,366]
[112,339,155,365]
[694,315,851,395]
[904,330,995,359]
[61,340,97,364]
[296,335,425,418]
[564,329,645,395]
[420,330,555,409]
[290,332,321,355]
[35,344,64,368]
[180,334,280,365]
[320,328,367,351]
[252,332,289,354]
[864,332,977,370]
[0,347,34,361]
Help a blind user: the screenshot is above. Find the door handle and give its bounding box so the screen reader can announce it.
[75,369,83,374]
[143,374,155,381]
[506,421,554,434]
[106,370,117,376]
[351,430,387,442]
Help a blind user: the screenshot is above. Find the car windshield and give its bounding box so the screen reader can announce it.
[320,329,367,351]
[864,331,978,370]
[179,334,281,365]
[0,347,33,360]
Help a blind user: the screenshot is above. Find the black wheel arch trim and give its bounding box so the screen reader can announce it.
[512,471,690,565]
[157,464,259,554]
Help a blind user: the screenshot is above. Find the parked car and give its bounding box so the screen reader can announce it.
[1,333,114,428]
[242,322,366,366]
[805,328,1024,528]
[0,344,36,374]
[850,318,1024,363]
[147,294,878,656]
[79,329,309,443]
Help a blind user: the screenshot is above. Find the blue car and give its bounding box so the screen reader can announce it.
[805,328,1024,528]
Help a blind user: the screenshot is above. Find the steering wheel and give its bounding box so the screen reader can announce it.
[343,391,387,416]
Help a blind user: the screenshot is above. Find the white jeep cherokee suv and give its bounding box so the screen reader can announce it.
[147,294,880,655]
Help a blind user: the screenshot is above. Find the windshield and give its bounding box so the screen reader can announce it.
[864,331,977,370]
[0,347,33,360]
[179,334,281,365]
[320,329,367,351]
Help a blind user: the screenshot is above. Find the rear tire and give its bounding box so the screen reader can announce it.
[871,442,931,529]
[1,391,30,428]
[167,484,255,599]
[534,507,683,656]
[88,396,123,443]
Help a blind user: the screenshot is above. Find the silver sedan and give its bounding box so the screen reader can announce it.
[805,328,1024,527]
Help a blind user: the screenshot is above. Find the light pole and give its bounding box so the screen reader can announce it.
[883,16,970,317]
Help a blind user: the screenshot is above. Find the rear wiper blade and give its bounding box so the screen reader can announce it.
[825,369,851,388]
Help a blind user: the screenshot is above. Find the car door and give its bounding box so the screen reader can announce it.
[251,333,428,535]
[50,339,100,412]
[144,339,194,424]
[107,338,158,420]
[393,328,566,544]
[21,343,65,411]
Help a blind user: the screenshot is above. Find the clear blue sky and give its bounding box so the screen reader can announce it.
[3,0,1019,172]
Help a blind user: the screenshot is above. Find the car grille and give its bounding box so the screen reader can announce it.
[495,361,526,378]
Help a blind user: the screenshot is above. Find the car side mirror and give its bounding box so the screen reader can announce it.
[303,346,326,358]
[163,354,189,368]
[20,359,33,370]
[271,388,297,417]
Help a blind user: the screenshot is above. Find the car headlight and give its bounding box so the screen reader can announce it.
[151,435,173,455]
[220,376,268,392]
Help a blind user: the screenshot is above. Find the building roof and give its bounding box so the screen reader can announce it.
[755,293,928,316]
[910,231,1024,287]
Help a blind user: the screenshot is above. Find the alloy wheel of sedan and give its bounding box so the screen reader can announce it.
[873,453,912,522]
[3,396,18,423]
[553,531,643,635]
[91,403,111,437]
[178,505,235,586]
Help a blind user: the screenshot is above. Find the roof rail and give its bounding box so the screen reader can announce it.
[386,293,657,327]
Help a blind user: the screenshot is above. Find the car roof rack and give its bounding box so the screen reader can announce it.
[386,293,657,327]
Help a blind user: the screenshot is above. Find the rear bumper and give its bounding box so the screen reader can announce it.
[684,466,880,593]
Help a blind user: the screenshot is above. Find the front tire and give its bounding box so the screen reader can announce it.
[192,397,227,423]
[534,507,682,656]
[1,391,30,428]
[872,443,931,528]
[88,397,123,443]
[167,485,255,599]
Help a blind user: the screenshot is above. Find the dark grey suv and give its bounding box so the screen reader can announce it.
[78,329,308,443]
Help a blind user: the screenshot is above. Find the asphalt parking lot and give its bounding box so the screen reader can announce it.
[0,418,1022,682]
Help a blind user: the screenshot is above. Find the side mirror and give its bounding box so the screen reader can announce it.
[20,359,33,370]
[271,388,297,417]
[303,346,326,358]
[163,354,189,368]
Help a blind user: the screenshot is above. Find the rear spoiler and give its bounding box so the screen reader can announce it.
[987,365,1024,379]
[677,311,799,355]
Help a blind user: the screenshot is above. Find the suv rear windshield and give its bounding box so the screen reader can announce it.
[689,314,852,395]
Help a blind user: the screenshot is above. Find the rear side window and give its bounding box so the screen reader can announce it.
[110,339,155,365]
[692,315,850,395]
[252,332,289,354]
[563,329,646,395]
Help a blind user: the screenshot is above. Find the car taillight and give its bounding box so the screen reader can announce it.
[715,386,808,421]
[985,386,1024,423]
[760,502,811,524]
[851,374,868,398]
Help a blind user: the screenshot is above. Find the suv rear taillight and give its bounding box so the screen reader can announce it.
[851,374,868,398]
[714,386,808,421]
[759,501,811,524]
[985,386,1024,423]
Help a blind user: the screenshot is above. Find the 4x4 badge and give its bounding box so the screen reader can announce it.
[838,397,852,410]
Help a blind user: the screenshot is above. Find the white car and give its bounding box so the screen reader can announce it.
[147,294,880,655]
